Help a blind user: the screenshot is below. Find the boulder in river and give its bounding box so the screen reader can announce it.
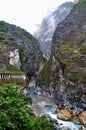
[78,111,86,127]
[57,109,72,121]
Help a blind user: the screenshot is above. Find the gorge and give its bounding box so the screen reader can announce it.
[36,0,86,111]
[32,0,86,128]
[0,0,86,129]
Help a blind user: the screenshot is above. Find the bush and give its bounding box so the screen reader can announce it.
[0,84,55,130]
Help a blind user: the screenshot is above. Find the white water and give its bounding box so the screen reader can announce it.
[48,112,85,130]
[28,85,86,130]
[37,101,85,130]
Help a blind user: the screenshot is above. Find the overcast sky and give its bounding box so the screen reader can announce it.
[0,0,74,34]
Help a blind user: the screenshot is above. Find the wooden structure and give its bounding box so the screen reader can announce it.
[0,72,26,80]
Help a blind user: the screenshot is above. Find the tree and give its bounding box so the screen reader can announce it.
[0,83,55,130]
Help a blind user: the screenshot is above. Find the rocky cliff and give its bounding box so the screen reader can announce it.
[0,21,42,76]
[37,0,86,110]
[35,2,74,59]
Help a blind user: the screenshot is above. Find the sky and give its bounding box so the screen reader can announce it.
[0,0,74,34]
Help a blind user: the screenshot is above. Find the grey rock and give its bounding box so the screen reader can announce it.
[35,2,74,59]
[0,21,43,77]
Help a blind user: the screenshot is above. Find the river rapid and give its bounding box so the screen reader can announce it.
[25,82,86,130]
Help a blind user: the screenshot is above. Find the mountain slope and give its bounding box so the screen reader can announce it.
[0,21,42,76]
[35,2,74,59]
[37,0,86,110]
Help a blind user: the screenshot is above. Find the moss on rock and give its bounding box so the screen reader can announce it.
[37,60,51,86]
[57,45,75,73]
[73,0,86,10]
[69,71,86,82]
[79,43,86,54]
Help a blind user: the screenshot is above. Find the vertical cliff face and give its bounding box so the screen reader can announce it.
[35,2,74,59]
[37,0,86,110]
[0,21,42,76]
[51,0,86,110]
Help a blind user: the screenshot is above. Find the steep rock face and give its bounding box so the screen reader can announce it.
[35,2,74,59]
[9,49,21,69]
[51,0,86,110]
[0,21,42,75]
[37,0,86,110]
[0,45,9,69]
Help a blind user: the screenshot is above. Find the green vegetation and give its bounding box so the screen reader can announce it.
[73,0,86,9]
[19,46,25,70]
[60,45,74,52]
[0,22,14,44]
[13,28,38,44]
[0,42,5,49]
[0,83,55,130]
[13,29,32,40]
[57,44,86,83]
[0,78,26,87]
[37,60,51,86]
[0,21,8,32]
[79,43,86,54]
[0,32,14,44]
[7,64,21,72]
[57,45,74,71]
[0,21,37,45]
[0,21,36,45]
[0,64,22,73]
[69,71,86,82]
[0,64,25,86]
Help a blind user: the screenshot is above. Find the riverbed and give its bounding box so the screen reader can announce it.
[26,83,86,130]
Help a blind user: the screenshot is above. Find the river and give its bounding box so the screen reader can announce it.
[25,82,86,130]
